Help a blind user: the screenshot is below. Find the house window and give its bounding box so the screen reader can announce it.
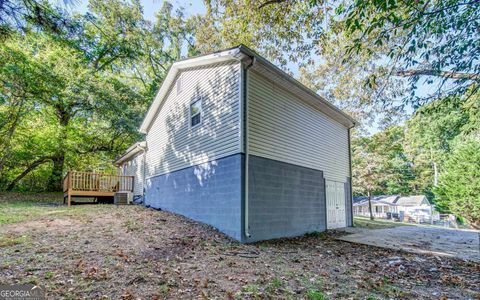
[177,75,182,95]
[190,98,202,127]
[375,206,380,213]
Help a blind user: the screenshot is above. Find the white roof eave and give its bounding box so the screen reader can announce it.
[113,142,146,166]
[238,46,357,129]
[138,45,357,134]
[138,48,246,134]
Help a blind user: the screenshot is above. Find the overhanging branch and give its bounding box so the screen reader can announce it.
[396,69,480,81]
[6,156,55,191]
[258,0,288,9]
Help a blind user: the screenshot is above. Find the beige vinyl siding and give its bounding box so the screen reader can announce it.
[247,70,349,182]
[145,61,241,178]
[121,153,144,196]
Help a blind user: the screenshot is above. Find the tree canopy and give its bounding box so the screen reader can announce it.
[0,0,194,191]
[192,0,479,125]
[339,0,480,105]
[434,139,480,228]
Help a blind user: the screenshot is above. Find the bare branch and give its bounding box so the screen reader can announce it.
[258,0,288,9]
[396,70,480,81]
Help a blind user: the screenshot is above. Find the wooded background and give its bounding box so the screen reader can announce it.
[0,0,478,226]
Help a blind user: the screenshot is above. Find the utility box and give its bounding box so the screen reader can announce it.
[114,192,133,205]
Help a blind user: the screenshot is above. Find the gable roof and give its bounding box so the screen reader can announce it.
[352,195,430,207]
[353,195,400,206]
[138,44,357,134]
[113,141,146,166]
[396,195,430,206]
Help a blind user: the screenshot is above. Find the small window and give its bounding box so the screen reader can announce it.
[190,98,202,127]
[177,75,182,95]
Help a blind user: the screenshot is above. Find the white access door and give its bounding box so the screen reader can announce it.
[326,180,346,229]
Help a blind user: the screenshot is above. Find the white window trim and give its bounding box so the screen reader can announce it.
[189,97,203,129]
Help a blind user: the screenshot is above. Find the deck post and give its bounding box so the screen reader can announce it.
[62,172,134,206]
[67,171,72,207]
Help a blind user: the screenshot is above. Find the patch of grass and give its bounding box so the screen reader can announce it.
[0,235,29,247]
[0,201,49,224]
[0,200,109,226]
[353,216,407,229]
[302,275,326,300]
[0,214,26,225]
[271,277,283,288]
[44,271,55,279]
[264,276,286,295]
[363,277,411,299]
[157,284,170,297]
[302,276,323,289]
[307,290,327,300]
[241,284,259,293]
[0,192,63,204]
[375,282,409,298]
[26,276,39,285]
[124,220,143,232]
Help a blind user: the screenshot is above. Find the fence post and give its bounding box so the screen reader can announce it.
[67,171,72,207]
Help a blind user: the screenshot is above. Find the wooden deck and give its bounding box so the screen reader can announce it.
[63,171,134,207]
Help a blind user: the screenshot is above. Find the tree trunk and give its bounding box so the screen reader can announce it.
[6,157,52,191]
[46,152,65,192]
[429,146,439,187]
[0,98,25,178]
[368,190,374,220]
[47,106,70,192]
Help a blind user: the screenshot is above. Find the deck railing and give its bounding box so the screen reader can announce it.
[63,171,134,193]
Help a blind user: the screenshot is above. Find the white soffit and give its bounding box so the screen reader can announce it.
[113,141,146,165]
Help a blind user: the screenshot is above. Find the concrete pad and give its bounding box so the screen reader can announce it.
[338,225,480,262]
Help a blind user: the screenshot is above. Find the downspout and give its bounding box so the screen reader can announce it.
[242,55,256,239]
[347,128,353,226]
[138,143,147,204]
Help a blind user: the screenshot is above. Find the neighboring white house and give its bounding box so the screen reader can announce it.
[114,45,357,243]
[352,195,399,219]
[353,195,438,223]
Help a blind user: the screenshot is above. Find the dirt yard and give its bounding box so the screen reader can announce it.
[0,195,479,299]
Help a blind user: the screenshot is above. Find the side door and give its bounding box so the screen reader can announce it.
[326,180,346,229]
[326,180,337,228]
[335,181,346,228]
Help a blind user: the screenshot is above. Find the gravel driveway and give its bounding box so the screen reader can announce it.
[338,225,480,262]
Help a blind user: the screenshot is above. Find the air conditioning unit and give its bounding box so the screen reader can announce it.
[114,192,133,205]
